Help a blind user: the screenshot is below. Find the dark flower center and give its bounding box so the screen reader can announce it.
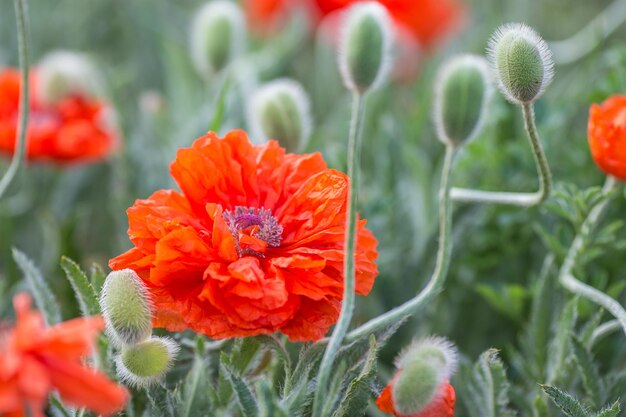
[223,206,283,257]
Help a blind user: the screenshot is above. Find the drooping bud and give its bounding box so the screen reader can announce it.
[190,1,245,78]
[100,269,152,347]
[434,54,493,147]
[37,50,101,105]
[338,2,392,94]
[248,78,312,151]
[376,337,458,417]
[116,337,179,388]
[487,23,554,104]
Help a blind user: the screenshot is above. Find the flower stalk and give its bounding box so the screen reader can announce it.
[0,0,30,200]
[312,92,364,417]
[345,145,457,343]
[450,102,552,206]
[559,176,626,336]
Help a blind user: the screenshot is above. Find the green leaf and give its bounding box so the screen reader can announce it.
[457,349,515,417]
[220,355,259,417]
[90,263,107,295]
[60,256,100,317]
[542,385,592,417]
[332,335,378,417]
[570,337,603,407]
[258,380,289,417]
[548,298,578,384]
[595,401,620,417]
[181,345,214,417]
[12,248,62,325]
[232,337,262,374]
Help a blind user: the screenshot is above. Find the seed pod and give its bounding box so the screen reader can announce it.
[116,337,179,388]
[434,54,493,147]
[190,1,245,78]
[248,78,312,151]
[338,2,392,94]
[487,23,554,104]
[100,269,152,347]
[37,50,101,105]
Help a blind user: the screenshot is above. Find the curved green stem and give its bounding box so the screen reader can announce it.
[344,145,456,343]
[549,0,626,65]
[559,176,626,336]
[0,0,30,201]
[311,93,364,417]
[451,102,552,206]
[590,319,620,347]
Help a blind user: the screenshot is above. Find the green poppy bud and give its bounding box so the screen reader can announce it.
[434,54,493,147]
[487,23,554,104]
[190,1,245,79]
[116,337,179,388]
[392,337,458,416]
[37,50,101,105]
[248,78,312,152]
[338,2,392,94]
[100,269,152,347]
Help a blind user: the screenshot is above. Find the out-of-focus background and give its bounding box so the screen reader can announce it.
[1,0,625,413]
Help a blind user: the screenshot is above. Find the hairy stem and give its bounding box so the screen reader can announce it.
[344,145,457,343]
[0,0,30,200]
[451,102,552,206]
[311,92,364,417]
[559,176,626,336]
[549,0,626,64]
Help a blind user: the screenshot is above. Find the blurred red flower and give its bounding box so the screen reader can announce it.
[588,95,626,181]
[244,0,464,50]
[0,69,118,163]
[376,379,456,417]
[0,293,128,417]
[109,130,378,342]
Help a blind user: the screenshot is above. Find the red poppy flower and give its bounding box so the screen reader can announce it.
[588,95,626,181]
[109,130,378,342]
[0,293,128,417]
[377,379,456,417]
[0,68,118,163]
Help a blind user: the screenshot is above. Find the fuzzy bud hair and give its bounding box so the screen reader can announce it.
[487,23,554,104]
[248,78,312,151]
[116,337,179,389]
[338,2,393,93]
[434,54,494,147]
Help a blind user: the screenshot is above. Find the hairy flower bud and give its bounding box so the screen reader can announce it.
[434,54,493,147]
[338,2,392,94]
[487,23,554,104]
[116,337,179,388]
[190,1,245,78]
[37,50,101,105]
[100,269,152,347]
[377,337,458,417]
[248,78,312,151]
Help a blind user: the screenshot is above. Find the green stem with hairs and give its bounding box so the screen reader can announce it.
[344,145,457,343]
[0,0,30,200]
[311,92,364,417]
[559,176,626,336]
[451,102,552,206]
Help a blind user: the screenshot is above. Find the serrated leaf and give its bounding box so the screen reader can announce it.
[180,350,214,417]
[548,298,578,384]
[457,349,515,417]
[221,359,259,417]
[60,256,100,317]
[12,248,62,325]
[332,335,378,417]
[258,380,289,417]
[595,401,620,417]
[570,337,603,406]
[542,385,592,417]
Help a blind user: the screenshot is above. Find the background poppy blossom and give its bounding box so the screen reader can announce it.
[0,293,128,417]
[588,95,626,181]
[110,129,378,342]
[0,68,118,163]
